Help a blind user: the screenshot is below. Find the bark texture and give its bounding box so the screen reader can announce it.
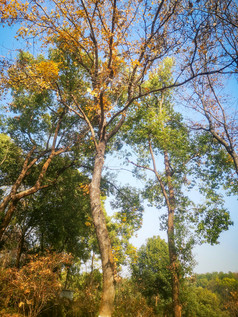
[164,151,182,317]
[16,226,27,268]
[149,143,182,317]
[89,141,115,317]
[0,202,17,241]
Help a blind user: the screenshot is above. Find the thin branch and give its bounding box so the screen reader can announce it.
[71,94,98,148]
[0,145,9,167]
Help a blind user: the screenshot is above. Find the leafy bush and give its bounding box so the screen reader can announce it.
[0,252,71,317]
[113,280,156,317]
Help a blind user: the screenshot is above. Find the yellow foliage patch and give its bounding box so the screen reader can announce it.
[8,60,60,91]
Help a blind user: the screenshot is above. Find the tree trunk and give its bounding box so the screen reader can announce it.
[168,209,181,317]
[230,150,238,176]
[16,226,27,268]
[0,202,17,241]
[164,151,182,317]
[89,141,115,317]
[0,148,63,242]
[149,143,182,317]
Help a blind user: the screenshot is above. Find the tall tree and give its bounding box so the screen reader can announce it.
[122,60,233,317]
[1,1,238,315]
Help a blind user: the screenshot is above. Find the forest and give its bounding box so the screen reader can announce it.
[0,0,237,316]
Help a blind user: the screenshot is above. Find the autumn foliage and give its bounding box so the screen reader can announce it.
[0,0,237,317]
[0,252,72,317]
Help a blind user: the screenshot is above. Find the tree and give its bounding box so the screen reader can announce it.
[131,236,172,316]
[189,75,238,176]
[113,279,155,317]
[108,184,144,267]
[6,163,93,268]
[0,51,89,242]
[122,61,233,317]
[195,272,238,317]
[131,237,231,317]
[1,1,238,315]
[182,285,228,317]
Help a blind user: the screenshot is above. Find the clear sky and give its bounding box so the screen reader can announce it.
[0,25,22,57]
[1,20,238,275]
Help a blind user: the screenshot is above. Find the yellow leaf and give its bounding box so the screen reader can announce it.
[26,299,33,305]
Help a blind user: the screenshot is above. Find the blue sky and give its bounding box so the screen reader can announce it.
[1,20,238,274]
